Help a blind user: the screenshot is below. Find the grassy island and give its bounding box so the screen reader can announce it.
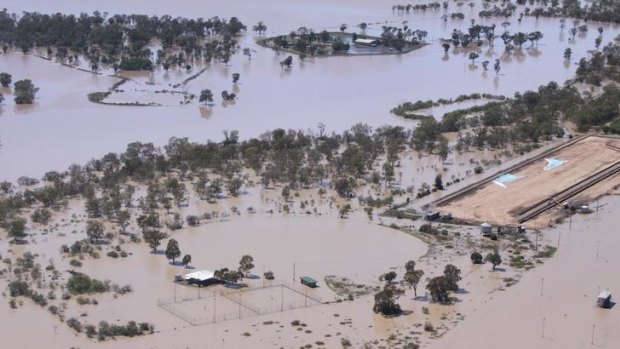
[257,26,428,57]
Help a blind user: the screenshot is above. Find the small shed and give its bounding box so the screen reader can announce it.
[300,276,318,288]
[182,270,219,286]
[481,223,493,236]
[597,291,612,308]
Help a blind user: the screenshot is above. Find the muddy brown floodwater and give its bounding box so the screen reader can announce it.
[431,194,620,349]
[0,214,426,348]
[1,0,619,181]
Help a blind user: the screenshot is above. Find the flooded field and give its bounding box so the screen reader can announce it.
[1,1,620,348]
[431,194,620,349]
[0,212,426,348]
[1,0,619,181]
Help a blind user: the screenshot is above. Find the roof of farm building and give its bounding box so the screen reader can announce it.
[183,270,215,281]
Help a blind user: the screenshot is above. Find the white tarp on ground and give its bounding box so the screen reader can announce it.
[183,270,214,281]
[493,173,521,188]
[544,158,567,171]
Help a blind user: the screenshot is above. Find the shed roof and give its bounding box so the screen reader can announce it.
[355,38,378,44]
[598,291,611,299]
[183,270,215,281]
[300,276,317,283]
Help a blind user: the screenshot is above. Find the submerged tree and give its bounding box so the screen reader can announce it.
[426,276,450,303]
[232,73,240,84]
[238,255,255,275]
[14,79,38,104]
[470,251,483,264]
[253,21,267,35]
[143,229,167,252]
[182,254,192,268]
[8,217,27,242]
[86,220,105,244]
[280,55,293,68]
[443,264,461,291]
[403,260,424,297]
[485,250,502,270]
[165,239,181,263]
[381,271,397,284]
[468,52,479,64]
[0,72,11,87]
[199,89,214,106]
[373,284,405,315]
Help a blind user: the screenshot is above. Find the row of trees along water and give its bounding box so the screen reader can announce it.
[392,0,620,24]
[393,40,620,154]
[0,10,246,71]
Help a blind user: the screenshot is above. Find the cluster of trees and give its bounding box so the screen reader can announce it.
[391,93,506,117]
[67,318,153,340]
[267,27,352,56]
[471,250,503,270]
[0,124,413,240]
[379,25,428,52]
[213,255,254,284]
[446,25,542,52]
[526,0,620,24]
[373,260,424,315]
[392,2,445,13]
[0,73,39,105]
[373,261,463,314]
[66,272,110,294]
[425,264,462,303]
[0,10,245,71]
[394,76,620,154]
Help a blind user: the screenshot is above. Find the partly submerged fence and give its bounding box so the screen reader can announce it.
[157,282,323,326]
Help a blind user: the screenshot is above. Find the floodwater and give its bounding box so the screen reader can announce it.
[431,194,620,349]
[1,0,619,181]
[0,213,427,348]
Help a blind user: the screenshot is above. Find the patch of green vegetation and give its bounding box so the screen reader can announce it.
[535,245,557,259]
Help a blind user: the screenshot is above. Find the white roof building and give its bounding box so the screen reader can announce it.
[354,38,379,46]
[182,270,215,282]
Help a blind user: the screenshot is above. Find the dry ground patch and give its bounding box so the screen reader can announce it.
[437,136,620,227]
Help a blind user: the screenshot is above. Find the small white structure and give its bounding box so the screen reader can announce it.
[481,222,493,236]
[182,270,218,286]
[354,38,379,46]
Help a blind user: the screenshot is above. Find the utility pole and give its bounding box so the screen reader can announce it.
[281,286,284,312]
[293,263,296,282]
[542,317,546,338]
[213,295,216,323]
[591,323,596,344]
[541,277,545,297]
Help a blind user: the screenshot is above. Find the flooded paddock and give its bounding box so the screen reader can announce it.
[1,0,619,181]
[0,214,426,347]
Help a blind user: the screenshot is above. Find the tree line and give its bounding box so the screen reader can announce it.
[0,10,246,71]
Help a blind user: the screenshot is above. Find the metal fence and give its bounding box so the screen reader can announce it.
[157,283,323,326]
